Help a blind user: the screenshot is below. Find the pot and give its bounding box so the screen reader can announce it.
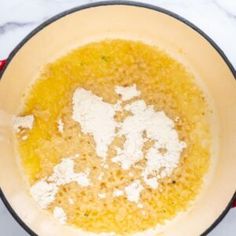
[0,2,235,236]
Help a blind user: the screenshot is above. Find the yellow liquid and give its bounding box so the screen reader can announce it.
[17,40,211,234]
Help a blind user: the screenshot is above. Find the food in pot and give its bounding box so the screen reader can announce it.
[13,40,212,234]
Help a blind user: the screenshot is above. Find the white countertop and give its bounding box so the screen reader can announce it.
[0,0,235,235]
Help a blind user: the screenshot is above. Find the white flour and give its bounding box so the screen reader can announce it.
[113,189,124,197]
[53,207,67,224]
[115,85,140,101]
[112,99,186,189]
[72,88,117,160]
[13,115,34,133]
[124,180,144,203]
[30,158,90,209]
[57,118,64,133]
[48,158,90,187]
[30,180,58,209]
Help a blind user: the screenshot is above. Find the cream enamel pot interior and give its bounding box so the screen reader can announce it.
[0,2,236,236]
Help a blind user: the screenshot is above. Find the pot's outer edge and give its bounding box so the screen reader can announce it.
[0,1,235,236]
